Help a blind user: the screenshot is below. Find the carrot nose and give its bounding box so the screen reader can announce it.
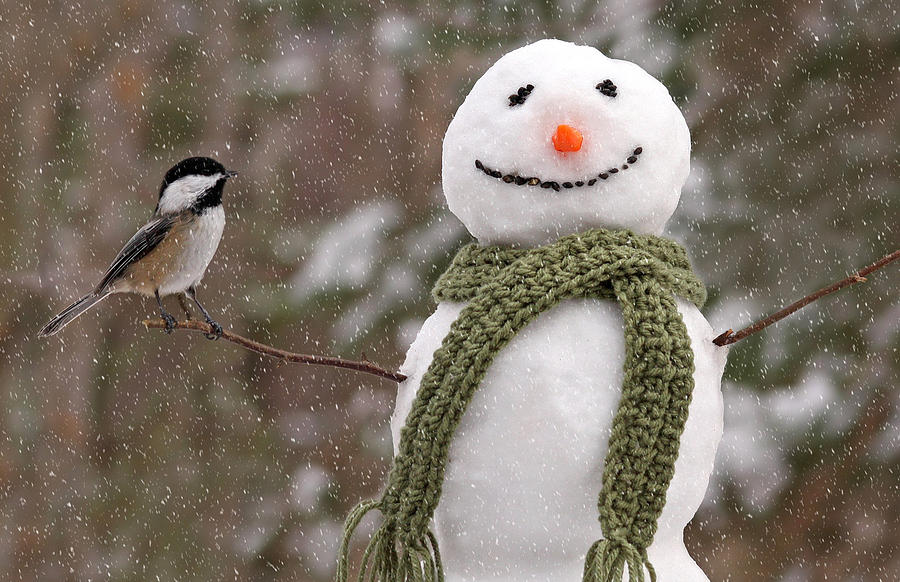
[552,124,583,152]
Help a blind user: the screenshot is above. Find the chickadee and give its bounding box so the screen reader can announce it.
[38,156,237,339]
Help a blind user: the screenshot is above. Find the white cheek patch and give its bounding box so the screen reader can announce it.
[157,173,223,214]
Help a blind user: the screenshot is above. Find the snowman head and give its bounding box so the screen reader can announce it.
[442,39,691,246]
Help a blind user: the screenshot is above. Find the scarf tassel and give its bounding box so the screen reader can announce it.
[583,538,656,582]
[337,500,444,582]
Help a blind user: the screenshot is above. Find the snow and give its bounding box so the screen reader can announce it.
[395,39,727,582]
[289,201,401,301]
[332,264,416,341]
[717,383,790,511]
[290,463,330,511]
[5,0,893,578]
[442,39,691,245]
[266,52,320,96]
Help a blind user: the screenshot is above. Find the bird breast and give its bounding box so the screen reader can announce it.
[123,207,225,296]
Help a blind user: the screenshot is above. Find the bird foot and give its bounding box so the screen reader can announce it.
[204,318,223,340]
[162,313,177,334]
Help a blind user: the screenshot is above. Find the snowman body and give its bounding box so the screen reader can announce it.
[390,39,728,581]
[393,297,725,581]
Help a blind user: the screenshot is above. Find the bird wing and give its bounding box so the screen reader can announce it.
[94,214,178,293]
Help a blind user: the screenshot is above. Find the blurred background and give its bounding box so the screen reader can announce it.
[1,0,897,580]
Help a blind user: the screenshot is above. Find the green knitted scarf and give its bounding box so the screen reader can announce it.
[337,228,706,582]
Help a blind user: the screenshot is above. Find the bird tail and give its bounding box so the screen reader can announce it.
[38,291,111,337]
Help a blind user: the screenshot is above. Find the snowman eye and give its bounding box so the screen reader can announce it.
[596,79,617,98]
[508,84,534,106]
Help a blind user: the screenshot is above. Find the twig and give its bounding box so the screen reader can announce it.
[143,319,407,383]
[143,250,896,376]
[712,249,899,346]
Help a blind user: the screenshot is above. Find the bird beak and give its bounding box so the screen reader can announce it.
[225,170,239,179]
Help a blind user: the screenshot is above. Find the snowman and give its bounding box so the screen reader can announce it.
[339,39,728,582]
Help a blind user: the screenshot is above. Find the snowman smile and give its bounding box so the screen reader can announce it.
[474,146,643,192]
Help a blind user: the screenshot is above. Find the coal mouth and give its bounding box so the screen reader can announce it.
[475,146,643,192]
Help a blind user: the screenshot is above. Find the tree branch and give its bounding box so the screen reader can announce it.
[142,319,407,383]
[143,250,896,379]
[712,249,899,347]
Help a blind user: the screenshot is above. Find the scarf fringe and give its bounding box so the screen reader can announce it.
[337,500,444,582]
[583,538,656,582]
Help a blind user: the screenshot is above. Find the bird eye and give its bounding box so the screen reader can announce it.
[508,84,534,106]
[596,79,617,98]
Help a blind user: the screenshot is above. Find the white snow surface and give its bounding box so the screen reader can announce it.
[395,300,726,582]
[442,39,691,245]
[392,39,728,581]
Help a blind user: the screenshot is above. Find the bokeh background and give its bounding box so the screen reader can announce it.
[1,1,897,580]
